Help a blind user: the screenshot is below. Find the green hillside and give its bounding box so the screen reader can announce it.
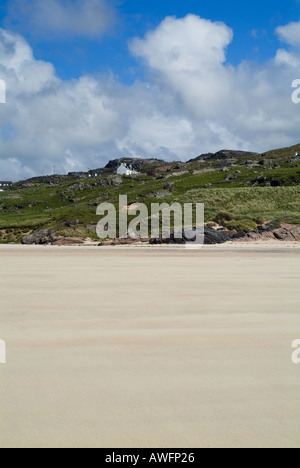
[1,143,299,243]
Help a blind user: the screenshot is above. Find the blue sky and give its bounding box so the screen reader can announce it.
[1,0,300,179]
[1,0,299,82]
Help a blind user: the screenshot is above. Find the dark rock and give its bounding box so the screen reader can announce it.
[150,227,232,245]
[99,176,122,187]
[204,227,232,244]
[270,180,281,187]
[105,158,164,173]
[164,182,175,191]
[21,229,56,245]
[232,230,248,239]
[68,198,82,203]
[251,175,267,185]
[61,220,80,227]
[111,176,123,186]
[225,174,237,182]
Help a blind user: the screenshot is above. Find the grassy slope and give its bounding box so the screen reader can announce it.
[0,143,299,242]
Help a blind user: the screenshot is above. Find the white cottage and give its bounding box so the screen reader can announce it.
[117,163,139,176]
[0,181,13,189]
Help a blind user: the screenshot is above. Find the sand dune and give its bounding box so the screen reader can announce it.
[0,245,299,448]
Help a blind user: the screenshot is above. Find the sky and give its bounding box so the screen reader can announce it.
[0,0,300,180]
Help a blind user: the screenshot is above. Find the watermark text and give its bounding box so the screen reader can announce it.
[0,78,6,104]
[96,196,204,248]
[0,340,6,364]
[292,79,300,104]
[292,339,300,364]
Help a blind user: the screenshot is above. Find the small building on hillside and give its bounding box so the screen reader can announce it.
[0,181,13,190]
[117,163,139,176]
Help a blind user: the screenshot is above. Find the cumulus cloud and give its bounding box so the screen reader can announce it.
[130,15,235,118]
[1,15,300,180]
[129,15,300,149]
[5,0,117,39]
[276,20,300,46]
[130,15,233,72]
[275,48,300,67]
[0,28,124,179]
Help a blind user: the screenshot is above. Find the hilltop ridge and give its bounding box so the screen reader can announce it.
[8,142,300,187]
[0,143,299,244]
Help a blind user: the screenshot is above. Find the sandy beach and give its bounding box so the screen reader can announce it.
[0,244,299,448]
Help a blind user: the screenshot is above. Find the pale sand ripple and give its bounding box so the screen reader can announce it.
[0,245,299,448]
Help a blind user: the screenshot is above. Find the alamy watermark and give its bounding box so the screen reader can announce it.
[0,340,6,364]
[0,78,6,104]
[292,79,300,104]
[96,196,204,248]
[292,339,300,364]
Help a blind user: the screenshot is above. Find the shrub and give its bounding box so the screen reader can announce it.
[254,217,267,225]
[213,212,236,226]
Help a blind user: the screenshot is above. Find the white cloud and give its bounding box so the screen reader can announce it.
[130,15,233,72]
[275,48,300,67]
[5,0,117,39]
[130,15,235,119]
[116,114,197,159]
[1,15,300,180]
[276,20,300,46]
[0,28,123,179]
[129,15,300,150]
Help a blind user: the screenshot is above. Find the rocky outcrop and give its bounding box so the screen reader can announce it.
[272,224,300,241]
[105,158,164,173]
[150,227,231,245]
[231,223,300,243]
[99,176,123,187]
[20,223,300,246]
[188,150,258,163]
[21,229,56,245]
[149,223,300,246]
[15,175,69,189]
[204,227,232,244]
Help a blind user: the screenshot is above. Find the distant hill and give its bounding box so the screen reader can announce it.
[105,157,165,173]
[188,150,259,163]
[0,143,299,244]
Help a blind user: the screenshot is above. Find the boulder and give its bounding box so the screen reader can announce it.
[61,220,80,227]
[204,227,232,244]
[99,176,122,187]
[231,223,300,243]
[164,182,175,191]
[150,227,232,245]
[21,229,56,245]
[272,224,300,241]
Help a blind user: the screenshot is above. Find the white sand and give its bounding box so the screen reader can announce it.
[0,244,299,448]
